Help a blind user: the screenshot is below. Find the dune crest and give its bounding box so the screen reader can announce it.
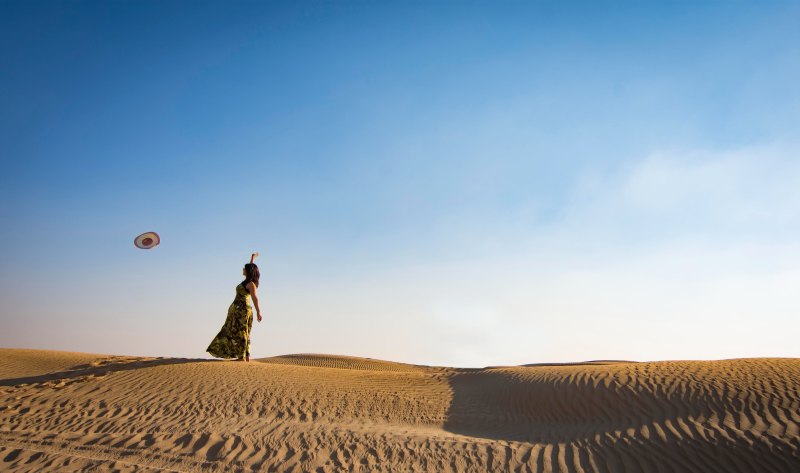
[1,349,799,472]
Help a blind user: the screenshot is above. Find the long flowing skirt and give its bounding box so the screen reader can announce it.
[207,302,253,359]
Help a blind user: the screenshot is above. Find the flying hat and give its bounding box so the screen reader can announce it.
[134,231,160,249]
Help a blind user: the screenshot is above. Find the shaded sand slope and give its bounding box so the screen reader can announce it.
[0,349,798,472]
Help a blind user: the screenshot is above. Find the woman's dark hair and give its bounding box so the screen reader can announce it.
[243,263,260,289]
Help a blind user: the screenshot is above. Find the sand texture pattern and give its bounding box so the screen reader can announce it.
[1,349,799,472]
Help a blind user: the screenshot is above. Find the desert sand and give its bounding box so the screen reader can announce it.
[1,348,799,472]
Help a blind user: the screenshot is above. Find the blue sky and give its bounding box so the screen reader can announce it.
[2,1,799,366]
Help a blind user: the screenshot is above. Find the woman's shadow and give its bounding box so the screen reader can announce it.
[0,357,213,387]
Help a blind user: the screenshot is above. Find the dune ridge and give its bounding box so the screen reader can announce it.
[1,348,798,472]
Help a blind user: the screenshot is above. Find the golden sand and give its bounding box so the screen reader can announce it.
[1,348,798,472]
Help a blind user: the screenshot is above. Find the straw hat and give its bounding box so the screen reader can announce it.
[134,231,160,249]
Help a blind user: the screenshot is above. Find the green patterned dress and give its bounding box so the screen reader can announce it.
[207,283,253,359]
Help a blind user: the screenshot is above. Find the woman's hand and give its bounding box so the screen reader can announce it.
[257,312,263,323]
[250,252,259,264]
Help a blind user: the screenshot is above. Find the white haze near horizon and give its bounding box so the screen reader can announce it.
[4,143,799,367]
[260,143,800,367]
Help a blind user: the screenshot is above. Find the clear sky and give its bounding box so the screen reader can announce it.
[2,1,799,367]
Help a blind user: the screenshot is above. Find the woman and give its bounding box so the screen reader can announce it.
[207,253,263,361]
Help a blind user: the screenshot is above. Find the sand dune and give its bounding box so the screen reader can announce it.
[1,349,799,472]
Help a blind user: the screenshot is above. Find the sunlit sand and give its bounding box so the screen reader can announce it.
[1,348,799,471]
